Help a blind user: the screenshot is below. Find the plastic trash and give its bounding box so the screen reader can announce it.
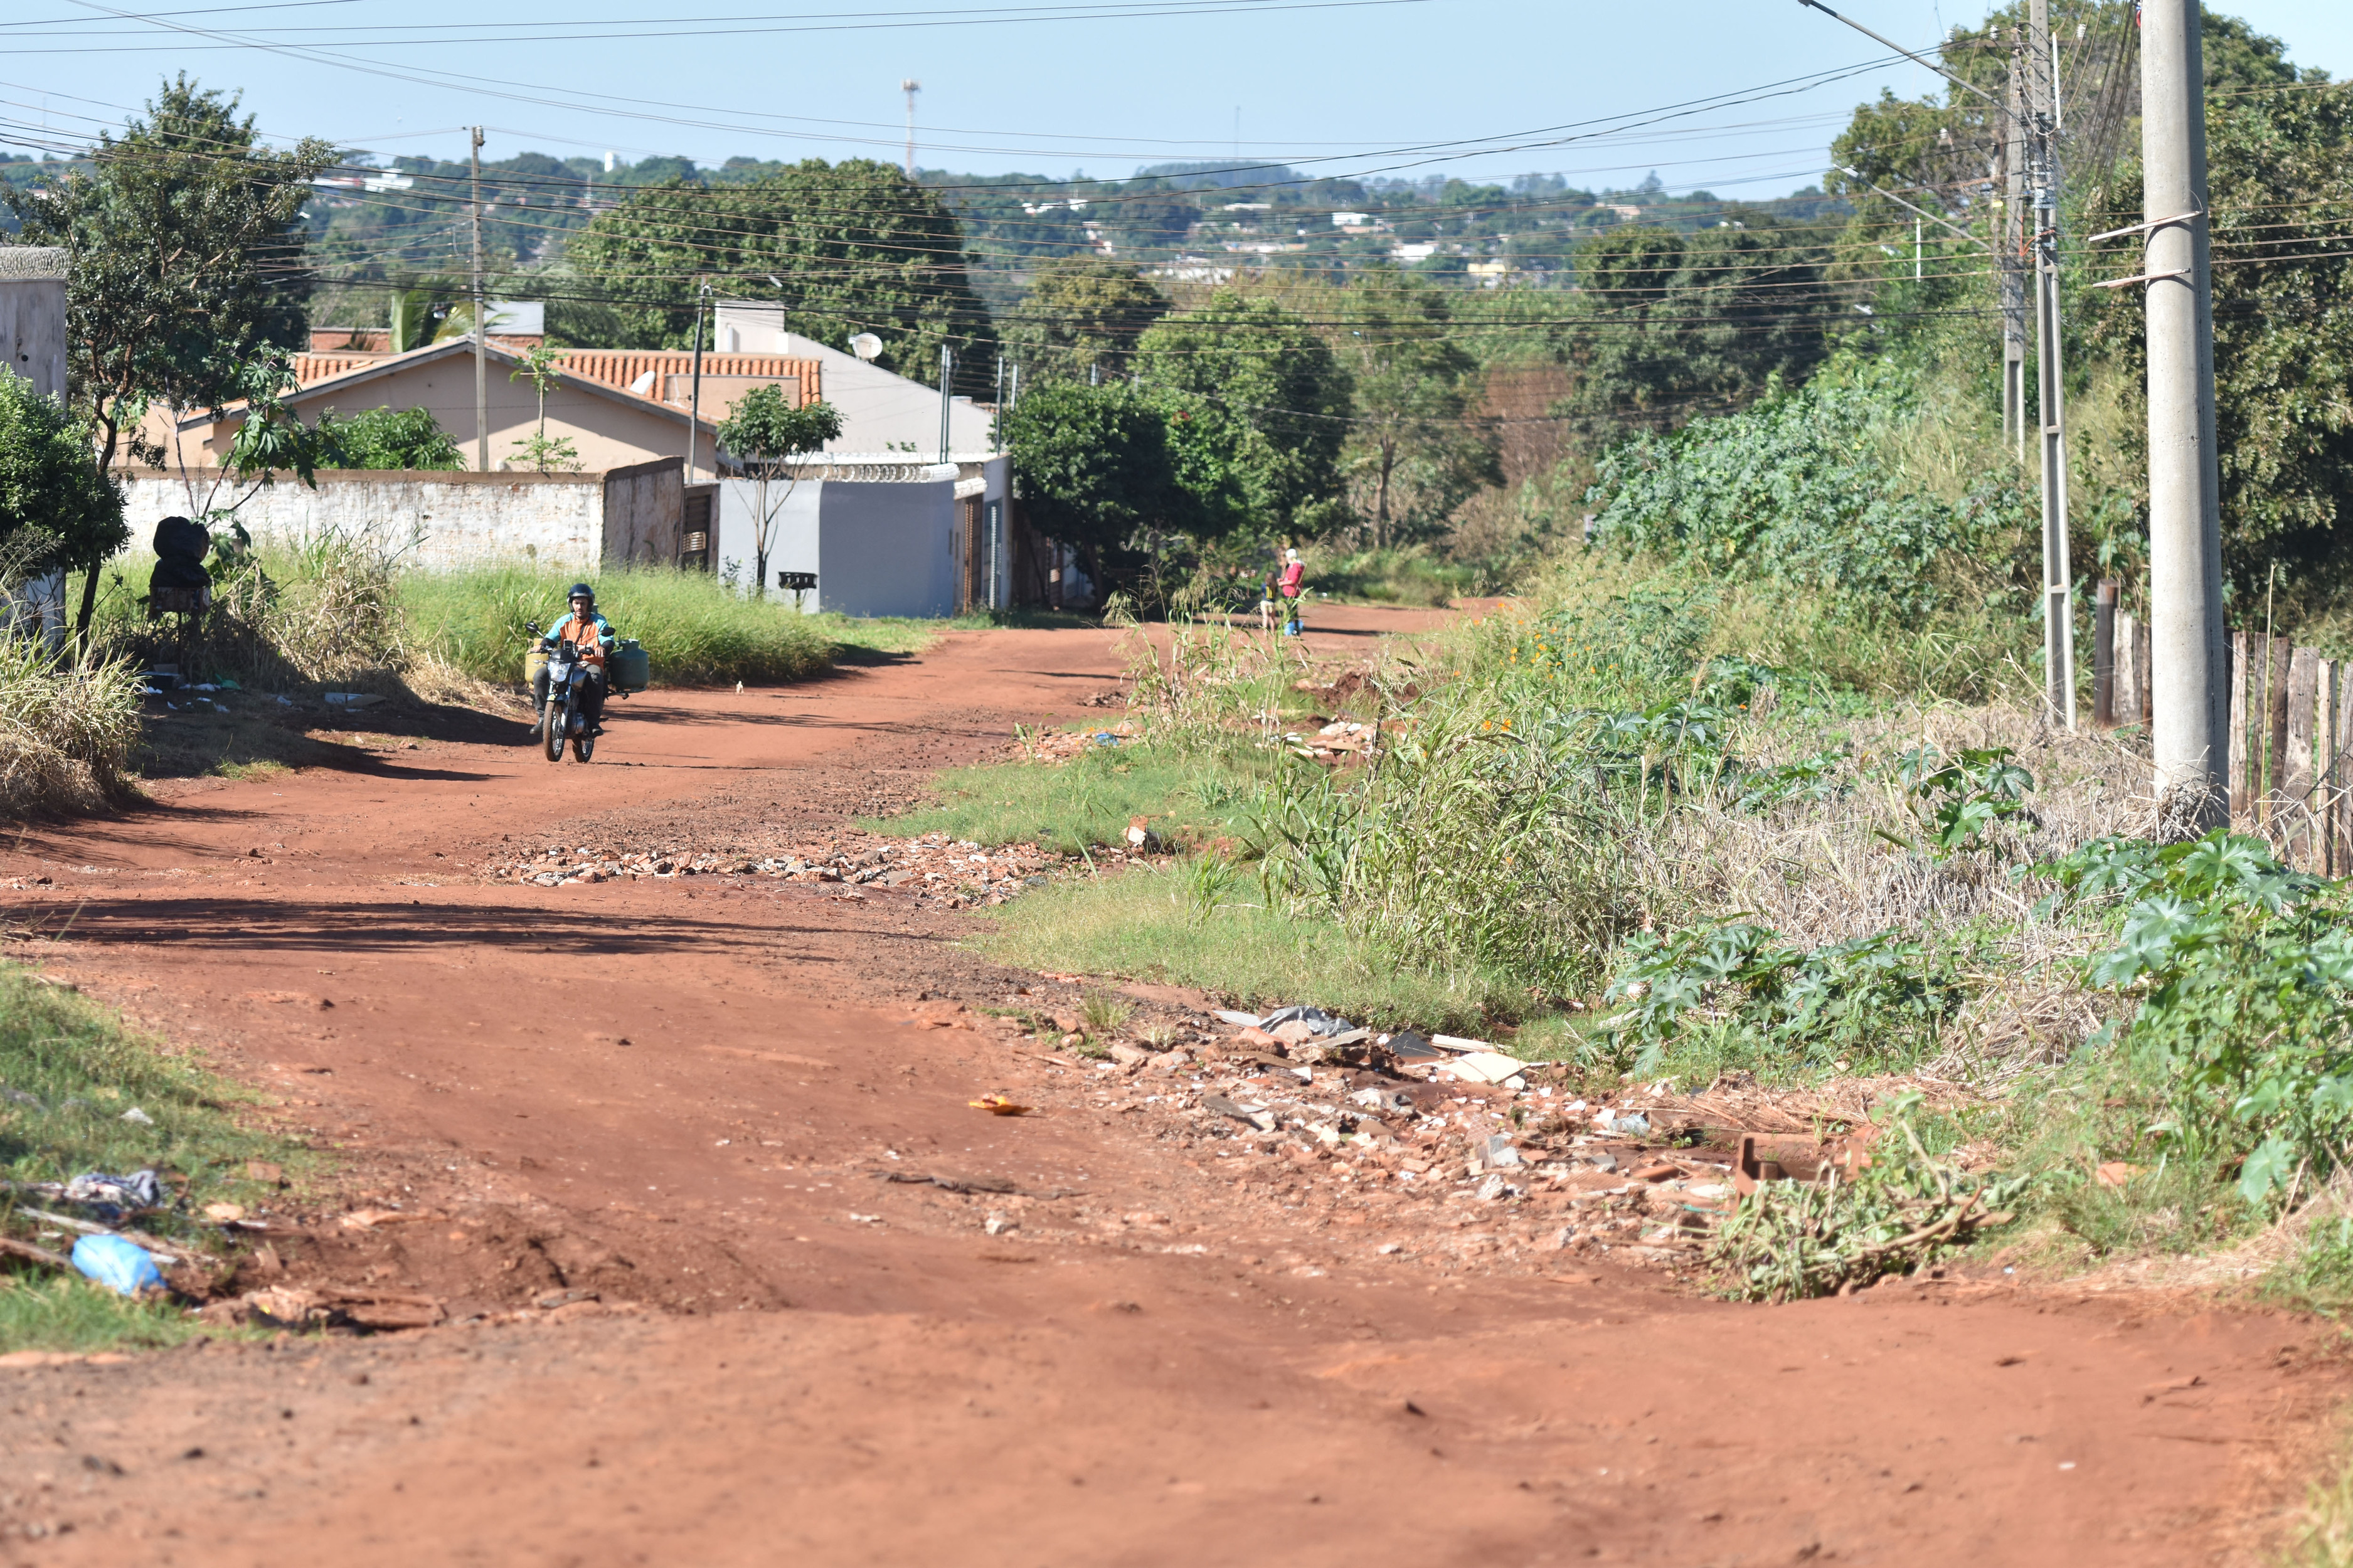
[65,1170,162,1209]
[72,1234,164,1295]
[120,1107,154,1125]
[1255,1004,1356,1038]
[1482,1134,1522,1168]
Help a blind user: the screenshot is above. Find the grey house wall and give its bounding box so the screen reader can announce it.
[0,248,71,650]
[0,248,68,399]
[715,475,957,618]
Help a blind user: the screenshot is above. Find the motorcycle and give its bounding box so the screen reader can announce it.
[524,622,600,764]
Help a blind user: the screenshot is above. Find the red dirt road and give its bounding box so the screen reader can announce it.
[0,608,2339,1567]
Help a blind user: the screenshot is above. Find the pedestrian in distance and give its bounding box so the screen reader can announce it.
[1278,548,1306,636]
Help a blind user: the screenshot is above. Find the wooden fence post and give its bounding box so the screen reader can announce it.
[2094,580,2117,726]
[2287,645,2320,864]
[2229,630,2249,824]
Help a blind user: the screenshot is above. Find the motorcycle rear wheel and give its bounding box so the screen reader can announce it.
[542,698,566,761]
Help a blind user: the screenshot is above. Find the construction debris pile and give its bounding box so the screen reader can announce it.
[913,992,1925,1278]
[479,831,1071,906]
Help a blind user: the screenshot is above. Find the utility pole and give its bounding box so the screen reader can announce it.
[2028,0,2075,729]
[2002,43,2027,457]
[938,345,953,462]
[470,126,487,472]
[686,280,709,484]
[901,79,920,178]
[2140,0,2228,827]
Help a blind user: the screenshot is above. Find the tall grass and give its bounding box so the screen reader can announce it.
[398,563,832,687]
[0,638,143,812]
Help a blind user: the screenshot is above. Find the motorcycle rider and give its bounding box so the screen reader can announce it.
[546,582,615,734]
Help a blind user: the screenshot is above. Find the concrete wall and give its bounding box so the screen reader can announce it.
[116,467,686,573]
[600,458,686,566]
[0,248,68,400]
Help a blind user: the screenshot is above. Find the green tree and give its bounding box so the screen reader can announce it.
[1333,271,1499,547]
[1001,381,1194,581]
[1563,214,1831,438]
[0,373,125,605]
[563,159,997,392]
[1007,257,1168,384]
[714,386,844,598]
[1135,291,1351,538]
[0,75,334,644]
[314,407,465,471]
[506,346,581,472]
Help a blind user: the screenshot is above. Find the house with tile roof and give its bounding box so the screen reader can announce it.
[134,338,826,478]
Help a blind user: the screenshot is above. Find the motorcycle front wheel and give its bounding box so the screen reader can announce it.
[572,726,595,763]
[542,697,566,761]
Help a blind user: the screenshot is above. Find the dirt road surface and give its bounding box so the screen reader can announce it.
[0,608,2340,1567]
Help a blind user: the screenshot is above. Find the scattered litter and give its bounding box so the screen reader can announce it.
[1383,1029,1446,1062]
[969,1094,1031,1116]
[65,1172,161,1210]
[71,1234,163,1296]
[323,692,383,710]
[984,1213,1016,1236]
[1445,1052,1527,1086]
[1474,1174,1511,1202]
[119,1107,154,1126]
[1482,1135,1522,1168]
[1428,1034,1494,1053]
[202,1203,247,1224]
[1255,1004,1357,1039]
[1597,1111,1650,1136]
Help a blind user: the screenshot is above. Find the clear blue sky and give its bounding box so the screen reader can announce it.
[0,0,2345,193]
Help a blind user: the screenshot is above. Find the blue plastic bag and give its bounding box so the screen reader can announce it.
[72,1234,164,1296]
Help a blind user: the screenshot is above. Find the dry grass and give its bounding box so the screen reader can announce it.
[0,639,144,814]
[1626,700,2149,1083]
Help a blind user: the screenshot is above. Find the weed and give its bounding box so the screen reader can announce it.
[1137,1023,1181,1052]
[1079,992,1133,1036]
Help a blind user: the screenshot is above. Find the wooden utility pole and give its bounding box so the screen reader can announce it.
[2028,0,2076,729]
[2140,0,2228,827]
[470,127,487,472]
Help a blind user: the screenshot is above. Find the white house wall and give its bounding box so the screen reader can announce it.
[711,304,995,455]
[117,471,607,573]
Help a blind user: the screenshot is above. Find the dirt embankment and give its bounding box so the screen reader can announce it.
[0,608,2339,1567]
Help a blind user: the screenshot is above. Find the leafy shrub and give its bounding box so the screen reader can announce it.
[1599,919,1968,1074]
[1588,362,2024,619]
[2049,831,2353,1210]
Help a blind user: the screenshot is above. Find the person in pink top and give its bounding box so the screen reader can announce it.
[1277,548,1305,635]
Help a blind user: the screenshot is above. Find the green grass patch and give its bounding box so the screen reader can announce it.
[873,743,1264,856]
[398,563,835,687]
[0,962,300,1353]
[976,866,1514,1030]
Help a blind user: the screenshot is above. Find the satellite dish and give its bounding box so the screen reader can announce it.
[850,333,883,362]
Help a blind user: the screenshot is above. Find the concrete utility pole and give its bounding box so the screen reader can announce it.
[2002,43,2027,457]
[470,127,487,472]
[2140,0,2228,827]
[686,280,710,484]
[2028,0,2076,729]
[901,80,920,177]
[938,345,953,462]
